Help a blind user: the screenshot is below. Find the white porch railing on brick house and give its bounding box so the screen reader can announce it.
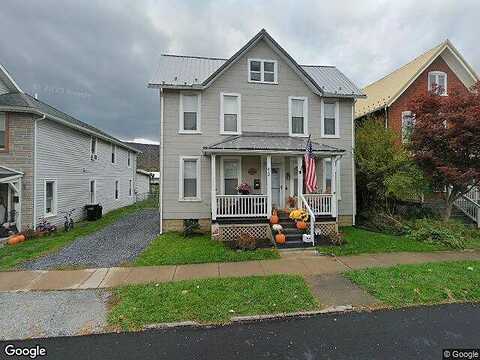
[215,195,268,218]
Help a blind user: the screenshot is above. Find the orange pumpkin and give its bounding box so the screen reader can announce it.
[7,234,25,245]
[275,233,286,244]
[296,221,308,230]
[270,210,279,225]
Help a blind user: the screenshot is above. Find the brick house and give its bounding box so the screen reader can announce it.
[355,40,479,143]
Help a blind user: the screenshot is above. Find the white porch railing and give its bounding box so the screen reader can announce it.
[299,194,315,246]
[303,194,335,216]
[454,187,480,228]
[215,195,268,218]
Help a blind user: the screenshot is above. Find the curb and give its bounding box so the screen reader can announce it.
[140,305,354,331]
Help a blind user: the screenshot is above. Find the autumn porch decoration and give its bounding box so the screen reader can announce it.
[270,209,279,225]
[272,224,286,244]
[289,208,309,230]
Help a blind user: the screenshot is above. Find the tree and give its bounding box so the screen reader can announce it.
[355,118,425,213]
[410,82,480,220]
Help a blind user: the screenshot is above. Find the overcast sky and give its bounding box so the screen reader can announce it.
[1,0,478,143]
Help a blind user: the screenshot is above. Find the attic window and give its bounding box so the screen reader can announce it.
[428,71,447,96]
[248,59,277,84]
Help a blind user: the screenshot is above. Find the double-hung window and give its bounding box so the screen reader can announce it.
[179,93,201,133]
[323,159,341,199]
[222,158,241,195]
[179,156,201,201]
[90,137,97,160]
[248,59,277,83]
[220,93,241,134]
[129,179,133,196]
[289,96,308,137]
[401,111,415,144]
[428,71,447,95]
[0,112,6,150]
[127,151,131,167]
[321,100,339,137]
[114,180,119,200]
[111,144,116,164]
[44,180,57,216]
[89,180,96,204]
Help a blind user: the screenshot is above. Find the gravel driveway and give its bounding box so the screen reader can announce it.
[22,208,159,270]
[0,290,109,340]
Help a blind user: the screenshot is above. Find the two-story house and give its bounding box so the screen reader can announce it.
[0,64,140,234]
[149,29,364,245]
[355,40,479,143]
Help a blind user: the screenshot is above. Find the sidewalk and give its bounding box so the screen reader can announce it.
[1,250,479,292]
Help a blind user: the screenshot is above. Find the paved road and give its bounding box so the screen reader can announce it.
[2,303,478,360]
[22,209,159,270]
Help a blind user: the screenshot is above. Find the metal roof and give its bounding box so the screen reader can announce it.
[0,92,140,153]
[203,132,345,154]
[149,30,364,98]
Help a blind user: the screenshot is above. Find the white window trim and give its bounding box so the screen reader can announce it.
[288,96,308,137]
[322,158,341,200]
[179,92,202,134]
[289,158,299,197]
[321,99,340,138]
[89,179,97,204]
[179,156,202,201]
[90,136,97,160]
[219,156,242,195]
[44,179,57,217]
[428,71,448,96]
[111,144,117,164]
[401,111,415,144]
[114,179,120,200]
[220,92,242,135]
[248,59,278,84]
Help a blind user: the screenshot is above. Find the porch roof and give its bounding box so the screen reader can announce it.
[0,166,23,183]
[203,132,345,155]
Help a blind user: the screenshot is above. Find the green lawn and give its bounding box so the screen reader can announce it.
[319,227,448,256]
[345,261,480,307]
[108,275,319,330]
[0,201,155,270]
[134,232,279,266]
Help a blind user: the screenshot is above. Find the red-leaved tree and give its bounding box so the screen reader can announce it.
[410,82,480,220]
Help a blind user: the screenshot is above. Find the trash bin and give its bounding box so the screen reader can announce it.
[85,204,102,221]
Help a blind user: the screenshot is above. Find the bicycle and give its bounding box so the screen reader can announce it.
[63,209,75,232]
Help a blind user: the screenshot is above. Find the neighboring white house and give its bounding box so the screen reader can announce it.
[0,64,141,232]
[148,29,364,245]
[136,169,151,196]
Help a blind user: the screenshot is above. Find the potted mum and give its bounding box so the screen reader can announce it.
[237,182,252,195]
[289,208,309,230]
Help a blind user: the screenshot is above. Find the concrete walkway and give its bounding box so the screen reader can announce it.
[1,250,479,292]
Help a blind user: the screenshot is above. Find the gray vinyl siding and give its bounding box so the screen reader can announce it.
[0,79,9,95]
[136,173,150,195]
[35,119,136,226]
[162,39,355,219]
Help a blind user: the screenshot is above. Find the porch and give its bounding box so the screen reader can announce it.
[203,133,344,245]
[0,166,23,237]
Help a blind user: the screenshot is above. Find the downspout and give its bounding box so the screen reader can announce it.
[384,105,388,128]
[32,114,46,229]
[159,88,164,234]
[352,100,356,226]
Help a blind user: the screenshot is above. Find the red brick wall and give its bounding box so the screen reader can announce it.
[388,56,470,137]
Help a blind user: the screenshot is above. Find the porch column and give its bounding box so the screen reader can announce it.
[211,154,217,220]
[297,156,303,207]
[266,155,272,218]
[331,156,337,218]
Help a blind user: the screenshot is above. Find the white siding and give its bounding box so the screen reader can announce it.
[35,120,137,226]
[162,39,355,219]
[135,173,150,195]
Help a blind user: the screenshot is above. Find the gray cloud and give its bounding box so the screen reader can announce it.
[0,0,478,142]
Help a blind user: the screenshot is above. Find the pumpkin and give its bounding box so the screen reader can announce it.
[270,210,279,225]
[275,233,286,244]
[7,234,25,245]
[296,221,308,230]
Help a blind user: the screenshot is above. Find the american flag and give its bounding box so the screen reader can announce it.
[304,136,317,193]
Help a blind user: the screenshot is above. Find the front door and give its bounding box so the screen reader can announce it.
[271,166,281,208]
